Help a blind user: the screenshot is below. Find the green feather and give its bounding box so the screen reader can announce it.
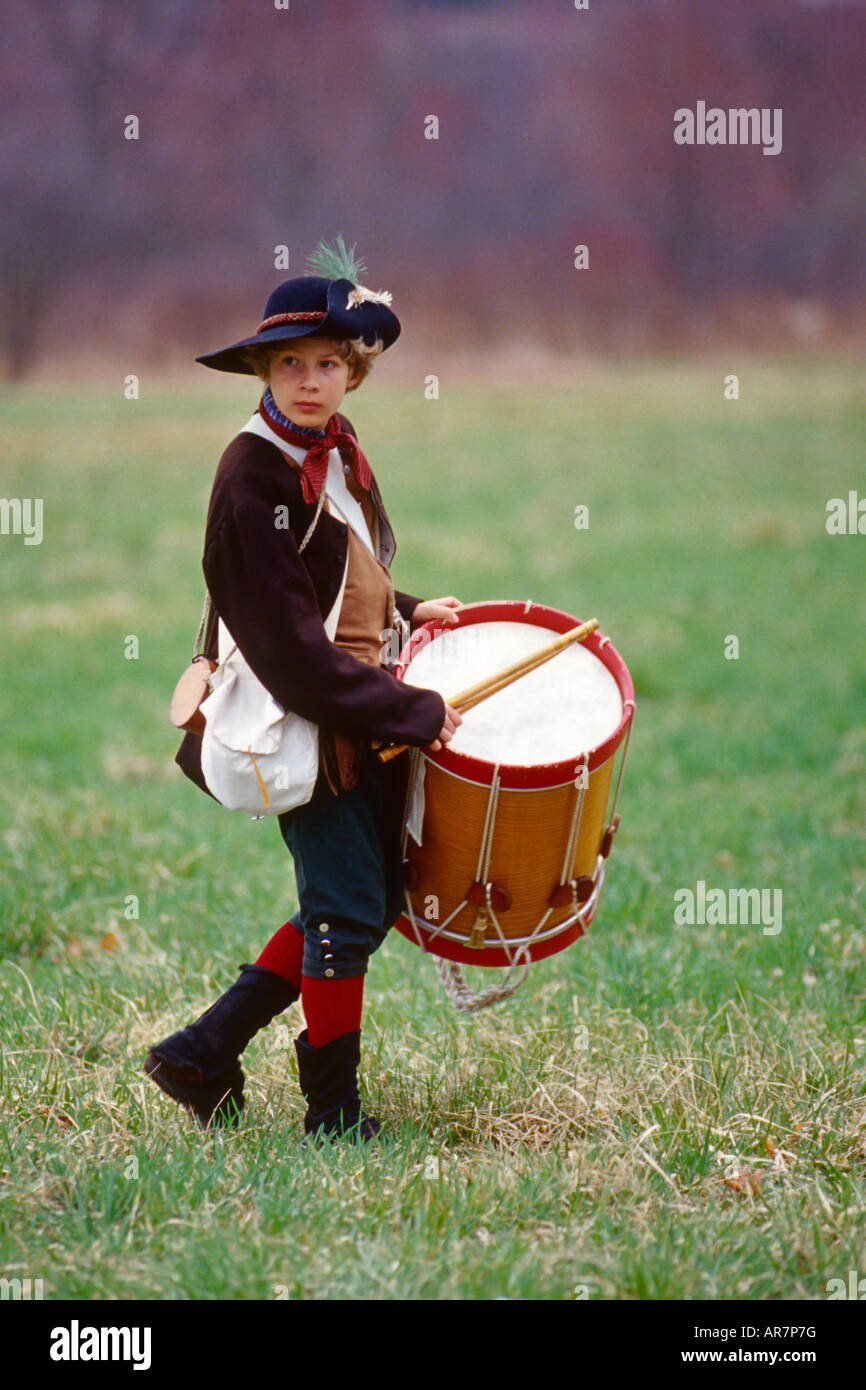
[305,233,368,284]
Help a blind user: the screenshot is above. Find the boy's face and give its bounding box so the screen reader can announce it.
[266,336,356,430]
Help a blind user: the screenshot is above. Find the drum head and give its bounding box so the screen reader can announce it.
[402,619,622,768]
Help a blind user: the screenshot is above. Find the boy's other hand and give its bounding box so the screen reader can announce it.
[426,702,462,753]
[410,596,463,630]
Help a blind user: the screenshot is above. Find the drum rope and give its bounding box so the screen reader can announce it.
[432,954,532,1011]
[402,888,427,953]
[405,887,478,944]
[482,887,515,958]
[560,753,588,885]
[608,701,634,826]
[475,765,501,883]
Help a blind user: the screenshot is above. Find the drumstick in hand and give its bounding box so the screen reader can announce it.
[376,617,600,762]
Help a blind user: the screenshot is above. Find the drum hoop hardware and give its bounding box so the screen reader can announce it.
[409,855,607,1012]
[416,854,607,954]
[405,890,471,944]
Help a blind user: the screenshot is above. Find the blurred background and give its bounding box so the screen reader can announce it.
[2,0,864,380]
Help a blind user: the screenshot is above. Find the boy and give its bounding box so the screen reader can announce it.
[145,240,462,1140]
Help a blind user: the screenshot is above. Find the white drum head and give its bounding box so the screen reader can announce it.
[403,620,623,766]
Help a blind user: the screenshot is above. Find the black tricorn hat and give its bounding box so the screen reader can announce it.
[196,266,401,376]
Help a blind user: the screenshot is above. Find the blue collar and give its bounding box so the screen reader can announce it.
[261,385,327,439]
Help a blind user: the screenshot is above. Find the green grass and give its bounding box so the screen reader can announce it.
[1,358,865,1300]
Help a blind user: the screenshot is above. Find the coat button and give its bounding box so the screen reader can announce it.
[324,968,335,978]
[319,922,329,933]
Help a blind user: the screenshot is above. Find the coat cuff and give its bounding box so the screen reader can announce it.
[394,589,421,625]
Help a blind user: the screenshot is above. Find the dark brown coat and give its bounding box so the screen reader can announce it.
[175,416,445,797]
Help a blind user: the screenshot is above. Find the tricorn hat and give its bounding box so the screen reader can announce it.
[196,235,401,375]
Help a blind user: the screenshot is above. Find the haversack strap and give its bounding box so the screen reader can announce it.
[193,479,328,660]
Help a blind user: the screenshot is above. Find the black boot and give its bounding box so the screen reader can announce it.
[294,1029,382,1143]
[144,964,299,1128]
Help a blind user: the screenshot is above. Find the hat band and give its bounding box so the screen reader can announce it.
[256,310,327,333]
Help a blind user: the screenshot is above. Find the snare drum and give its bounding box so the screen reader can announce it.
[394,600,634,968]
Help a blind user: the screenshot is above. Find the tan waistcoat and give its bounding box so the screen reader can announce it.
[326,469,395,670]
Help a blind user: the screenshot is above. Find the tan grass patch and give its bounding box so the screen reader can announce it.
[11,592,139,634]
[103,750,178,782]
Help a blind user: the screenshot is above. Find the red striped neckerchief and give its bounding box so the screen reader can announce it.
[258,386,372,505]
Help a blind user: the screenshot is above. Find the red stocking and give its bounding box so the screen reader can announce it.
[301,974,364,1046]
[255,919,305,989]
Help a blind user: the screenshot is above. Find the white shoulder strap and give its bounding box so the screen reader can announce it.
[324,539,349,640]
[218,534,348,663]
[217,543,348,665]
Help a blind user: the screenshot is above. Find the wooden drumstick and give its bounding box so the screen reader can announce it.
[447,617,600,712]
[375,617,600,762]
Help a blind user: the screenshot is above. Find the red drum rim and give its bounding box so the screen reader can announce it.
[398,881,602,969]
[396,599,635,790]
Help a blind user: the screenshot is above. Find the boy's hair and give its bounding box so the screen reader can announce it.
[244,333,383,391]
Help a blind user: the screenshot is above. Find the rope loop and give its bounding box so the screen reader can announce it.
[432,955,531,1012]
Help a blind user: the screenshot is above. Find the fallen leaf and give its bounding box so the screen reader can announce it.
[724,1169,765,1195]
[36,1105,74,1129]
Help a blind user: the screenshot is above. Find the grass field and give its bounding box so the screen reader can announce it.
[1,358,864,1301]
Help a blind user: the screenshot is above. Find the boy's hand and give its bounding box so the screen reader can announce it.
[425,702,463,753]
[410,596,463,630]
[411,598,464,749]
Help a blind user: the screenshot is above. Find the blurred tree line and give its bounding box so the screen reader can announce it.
[1,0,863,376]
